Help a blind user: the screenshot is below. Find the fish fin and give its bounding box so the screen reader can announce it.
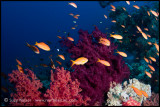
[116,49,119,53]
[35,42,38,45]
[71,60,75,67]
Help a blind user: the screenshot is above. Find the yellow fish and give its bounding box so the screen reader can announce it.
[149,56,156,62]
[67,37,74,41]
[144,57,149,63]
[133,5,140,9]
[17,65,24,73]
[110,4,116,9]
[126,1,130,5]
[148,64,155,71]
[99,37,110,46]
[141,32,148,40]
[154,41,159,52]
[121,25,125,28]
[116,50,127,57]
[136,26,142,33]
[145,70,152,78]
[130,84,142,97]
[16,59,22,66]
[147,11,150,16]
[97,58,110,66]
[150,10,158,17]
[111,20,116,23]
[58,55,65,60]
[71,57,88,67]
[141,90,149,98]
[68,2,77,8]
[104,15,107,19]
[110,34,123,39]
[26,42,40,54]
[35,42,50,51]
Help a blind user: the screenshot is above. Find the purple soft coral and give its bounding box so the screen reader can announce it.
[60,26,130,105]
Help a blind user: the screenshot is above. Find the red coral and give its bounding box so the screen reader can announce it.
[59,26,130,105]
[122,97,141,106]
[44,67,91,106]
[8,69,46,106]
[142,92,159,106]
[8,67,90,106]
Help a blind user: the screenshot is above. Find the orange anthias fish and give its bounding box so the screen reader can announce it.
[149,60,152,64]
[121,25,125,28]
[122,7,126,11]
[110,4,116,9]
[35,42,50,51]
[110,34,123,39]
[150,10,159,17]
[136,26,142,33]
[111,8,116,11]
[16,59,22,66]
[144,28,149,31]
[58,55,65,60]
[116,50,127,57]
[26,42,40,54]
[145,70,152,78]
[147,11,150,16]
[17,65,24,73]
[149,56,156,62]
[71,27,76,30]
[57,36,62,39]
[126,1,130,5]
[133,5,140,9]
[56,60,62,65]
[144,57,149,63]
[148,64,155,71]
[97,58,110,66]
[73,15,79,19]
[147,34,151,37]
[111,20,116,23]
[130,84,142,97]
[69,13,74,16]
[141,32,148,40]
[154,41,159,52]
[67,37,74,41]
[68,2,77,8]
[141,90,149,98]
[147,42,152,45]
[104,15,107,19]
[71,57,88,67]
[99,37,110,46]
[49,57,56,69]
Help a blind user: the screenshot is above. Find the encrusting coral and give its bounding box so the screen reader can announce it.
[8,67,90,106]
[106,78,151,106]
[60,26,130,105]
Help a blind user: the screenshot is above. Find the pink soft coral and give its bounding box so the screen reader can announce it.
[8,69,46,106]
[122,97,141,106]
[44,67,91,106]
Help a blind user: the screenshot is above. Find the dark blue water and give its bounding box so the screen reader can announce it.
[1,1,159,106]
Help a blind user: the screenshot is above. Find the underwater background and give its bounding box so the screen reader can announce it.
[1,1,159,106]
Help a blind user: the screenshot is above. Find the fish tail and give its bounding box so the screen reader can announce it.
[97,58,100,62]
[26,42,30,47]
[116,49,119,53]
[71,60,75,67]
[110,34,113,37]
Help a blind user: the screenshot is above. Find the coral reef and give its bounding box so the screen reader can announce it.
[109,4,159,93]
[60,26,130,105]
[8,67,90,106]
[122,97,141,106]
[142,92,159,106]
[106,78,151,106]
[8,69,46,106]
[44,67,91,106]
